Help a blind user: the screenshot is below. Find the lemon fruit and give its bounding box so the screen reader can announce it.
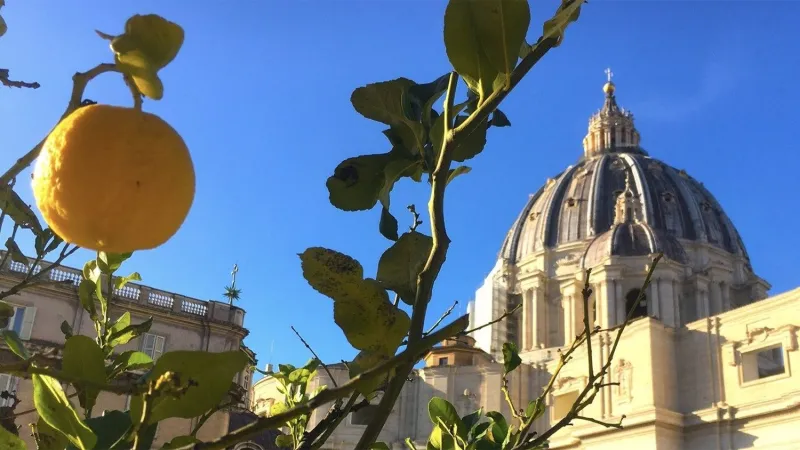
[32,104,195,253]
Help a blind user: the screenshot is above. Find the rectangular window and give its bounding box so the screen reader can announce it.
[742,345,785,383]
[4,306,36,340]
[438,357,449,367]
[552,390,579,422]
[0,374,19,407]
[141,333,166,360]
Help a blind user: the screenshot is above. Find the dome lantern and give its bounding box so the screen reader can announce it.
[582,68,641,158]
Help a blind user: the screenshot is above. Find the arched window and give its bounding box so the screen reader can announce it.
[624,289,648,320]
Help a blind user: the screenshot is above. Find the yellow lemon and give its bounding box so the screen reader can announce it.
[32,104,195,253]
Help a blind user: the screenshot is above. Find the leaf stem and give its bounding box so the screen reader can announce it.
[0,63,120,187]
[291,325,338,388]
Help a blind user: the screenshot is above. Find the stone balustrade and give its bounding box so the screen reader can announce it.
[0,251,245,327]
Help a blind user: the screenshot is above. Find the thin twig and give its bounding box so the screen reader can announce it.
[291,326,338,388]
[0,69,40,89]
[582,269,594,379]
[424,300,458,336]
[462,304,521,336]
[188,315,469,450]
[575,415,625,429]
[0,243,80,301]
[0,63,120,187]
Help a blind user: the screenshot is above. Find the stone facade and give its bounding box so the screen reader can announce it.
[0,253,261,449]
[250,76,799,449]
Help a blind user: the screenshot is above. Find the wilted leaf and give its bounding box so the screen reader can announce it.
[299,247,364,300]
[502,342,521,375]
[0,330,29,360]
[379,207,399,241]
[351,78,426,153]
[62,336,107,413]
[542,0,584,47]
[130,350,249,424]
[33,374,97,450]
[334,279,411,352]
[0,185,42,232]
[110,14,184,100]
[4,238,26,264]
[376,231,433,305]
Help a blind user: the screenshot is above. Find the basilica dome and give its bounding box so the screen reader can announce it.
[499,78,750,269]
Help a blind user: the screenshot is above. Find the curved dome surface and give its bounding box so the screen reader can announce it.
[499,81,750,266]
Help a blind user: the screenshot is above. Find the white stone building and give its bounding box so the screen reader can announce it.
[252,77,799,449]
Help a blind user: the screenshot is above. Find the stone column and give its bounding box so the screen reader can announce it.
[522,289,533,351]
[649,279,660,318]
[709,282,723,316]
[531,284,543,349]
[721,282,731,312]
[601,279,615,329]
[615,280,624,326]
[561,295,575,344]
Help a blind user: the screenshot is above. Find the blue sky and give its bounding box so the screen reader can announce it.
[2,1,799,373]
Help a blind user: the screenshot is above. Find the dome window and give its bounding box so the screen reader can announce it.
[700,201,712,212]
[662,192,674,203]
[566,197,577,207]
[625,288,648,320]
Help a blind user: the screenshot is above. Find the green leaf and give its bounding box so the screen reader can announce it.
[275,433,293,448]
[270,401,289,417]
[430,114,489,164]
[501,342,521,375]
[429,397,466,441]
[34,228,63,256]
[110,14,184,100]
[349,348,393,396]
[0,185,42,232]
[490,110,511,127]
[4,238,26,264]
[376,231,433,305]
[444,0,498,102]
[525,398,545,421]
[326,153,391,211]
[542,0,584,47]
[379,149,421,209]
[161,435,200,449]
[350,78,426,153]
[379,207,399,241]
[485,411,508,443]
[77,279,98,321]
[82,260,101,284]
[114,272,142,291]
[62,335,107,413]
[406,73,451,127]
[0,15,6,38]
[461,408,483,431]
[97,251,133,274]
[60,320,73,339]
[428,424,455,450]
[334,278,411,352]
[299,247,364,300]
[466,0,531,78]
[108,315,153,348]
[108,350,154,378]
[33,416,69,450]
[0,422,25,450]
[131,350,249,424]
[33,373,97,450]
[0,330,29,360]
[447,166,472,185]
[65,410,156,450]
